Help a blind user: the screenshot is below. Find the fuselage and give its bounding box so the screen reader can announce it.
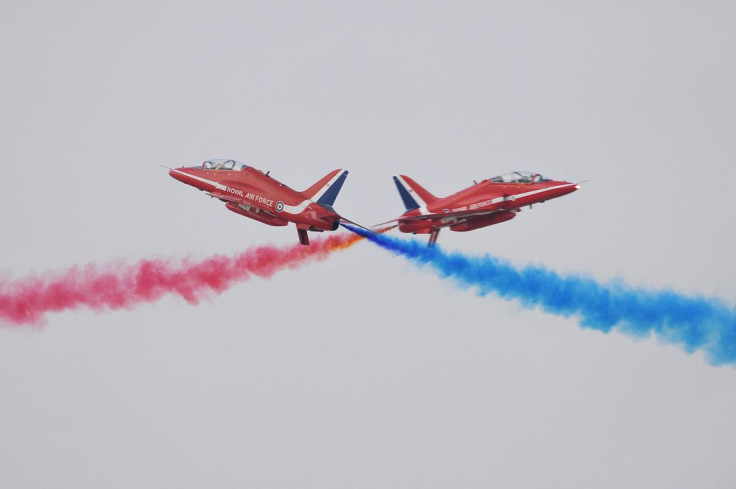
[397,171,579,234]
[169,160,342,233]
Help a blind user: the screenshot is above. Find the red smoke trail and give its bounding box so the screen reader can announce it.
[0,233,364,327]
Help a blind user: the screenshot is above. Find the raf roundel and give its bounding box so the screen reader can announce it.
[276,201,285,212]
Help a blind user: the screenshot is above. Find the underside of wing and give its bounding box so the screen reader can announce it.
[208,191,282,221]
[375,208,502,227]
[206,190,242,205]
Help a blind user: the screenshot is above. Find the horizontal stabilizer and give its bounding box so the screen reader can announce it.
[372,208,505,228]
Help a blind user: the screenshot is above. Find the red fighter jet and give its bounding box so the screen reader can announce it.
[168,159,349,245]
[383,171,581,245]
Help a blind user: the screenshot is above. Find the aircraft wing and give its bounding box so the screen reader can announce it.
[206,190,243,204]
[373,208,506,227]
[207,190,281,218]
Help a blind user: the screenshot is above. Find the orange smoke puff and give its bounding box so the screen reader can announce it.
[373,225,397,234]
[322,232,365,253]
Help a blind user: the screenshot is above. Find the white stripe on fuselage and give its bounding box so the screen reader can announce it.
[171,168,322,216]
[412,182,577,217]
[488,182,577,204]
[170,168,227,191]
[493,183,576,202]
[280,201,312,215]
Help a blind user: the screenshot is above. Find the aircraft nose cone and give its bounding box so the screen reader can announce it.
[168,167,199,187]
[169,168,187,183]
[564,181,582,194]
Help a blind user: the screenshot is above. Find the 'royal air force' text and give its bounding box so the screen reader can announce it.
[225,187,275,207]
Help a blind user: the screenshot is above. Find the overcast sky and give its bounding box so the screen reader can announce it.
[2,1,736,488]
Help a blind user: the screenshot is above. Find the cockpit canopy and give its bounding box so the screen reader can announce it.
[489,171,549,184]
[197,159,248,171]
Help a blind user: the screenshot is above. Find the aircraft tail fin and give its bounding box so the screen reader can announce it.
[393,175,438,210]
[303,169,349,207]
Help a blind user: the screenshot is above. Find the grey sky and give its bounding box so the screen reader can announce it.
[2,1,736,488]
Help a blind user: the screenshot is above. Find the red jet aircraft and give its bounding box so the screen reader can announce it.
[168,159,349,245]
[384,171,580,245]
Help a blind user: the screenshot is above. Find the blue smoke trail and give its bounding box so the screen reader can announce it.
[343,224,736,366]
